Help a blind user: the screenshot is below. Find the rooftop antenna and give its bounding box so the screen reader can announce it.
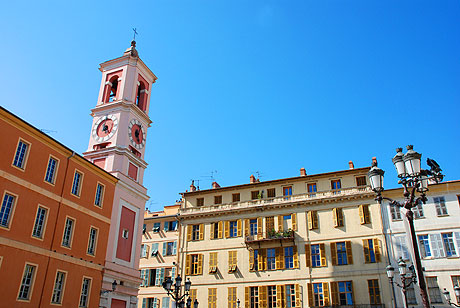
[132,28,138,41]
[255,171,263,181]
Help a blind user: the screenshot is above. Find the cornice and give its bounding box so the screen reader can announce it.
[91,100,152,126]
[83,146,148,169]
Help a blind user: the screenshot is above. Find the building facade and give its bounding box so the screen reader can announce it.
[0,106,117,307]
[382,180,460,307]
[83,41,157,308]
[178,164,391,307]
[138,205,180,308]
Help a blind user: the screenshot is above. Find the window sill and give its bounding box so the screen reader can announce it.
[436,214,449,217]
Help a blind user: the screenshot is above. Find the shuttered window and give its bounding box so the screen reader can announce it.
[208,288,217,308]
[225,220,242,238]
[228,251,237,272]
[266,216,275,234]
[363,239,381,263]
[228,287,237,308]
[210,221,223,239]
[187,224,204,241]
[185,254,203,275]
[368,279,381,304]
[209,252,218,273]
[308,282,330,307]
[331,281,354,305]
[310,244,326,267]
[331,241,351,265]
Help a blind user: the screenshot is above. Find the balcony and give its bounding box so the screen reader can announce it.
[245,229,295,244]
[180,186,372,216]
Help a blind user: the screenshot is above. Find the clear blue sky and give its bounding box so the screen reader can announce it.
[1,1,459,211]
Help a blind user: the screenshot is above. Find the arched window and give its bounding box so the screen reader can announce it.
[103,75,119,103]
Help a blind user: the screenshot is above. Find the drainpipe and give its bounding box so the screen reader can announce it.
[38,151,75,306]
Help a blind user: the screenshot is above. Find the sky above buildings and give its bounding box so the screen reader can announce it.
[1,1,459,211]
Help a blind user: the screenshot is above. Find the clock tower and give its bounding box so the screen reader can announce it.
[83,41,157,308]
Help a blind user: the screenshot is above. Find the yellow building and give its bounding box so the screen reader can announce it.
[178,163,391,307]
[138,204,180,308]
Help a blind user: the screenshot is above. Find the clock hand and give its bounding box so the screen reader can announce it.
[134,129,140,142]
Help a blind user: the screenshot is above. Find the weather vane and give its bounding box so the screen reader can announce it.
[132,28,138,41]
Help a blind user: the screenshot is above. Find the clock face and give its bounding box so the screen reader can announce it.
[128,119,146,149]
[92,115,118,143]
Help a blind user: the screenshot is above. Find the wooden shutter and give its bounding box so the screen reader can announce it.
[276,247,284,270]
[276,285,285,308]
[333,208,338,227]
[331,242,337,265]
[258,249,266,271]
[249,250,254,271]
[185,255,191,275]
[218,221,223,239]
[197,254,203,274]
[245,287,249,308]
[259,286,268,308]
[173,241,177,255]
[244,219,250,236]
[350,280,356,304]
[199,224,204,240]
[363,239,370,263]
[359,205,366,224]
[295,284,301,308]
[266,216,274,233]
[277,215,283,231]
[291,213,297,231]
[312,211,318,229]
[337,208,344,226]
[208,289,212,308]
[228,251,232,271]
[237,219,242,237]
[323,282,330,306]
[293,246,299,268]
[257,217,263,237]
[307,283,313,307]
[374,238,381,262]
[320,243,327,267]
[225,221,230,238]
[210,223,215,240]
[330,282,338,305]
[164,221,169,232]
[305,244,311,267]
[187,225,192,241]
[307,211,313,230]
[160,268,165,285]
[346,241,353,264]
[364,205,370,224]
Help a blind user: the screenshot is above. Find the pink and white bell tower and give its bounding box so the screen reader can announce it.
[83,40,157,308]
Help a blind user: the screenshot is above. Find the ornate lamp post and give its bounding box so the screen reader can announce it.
[386,258,417,308]
[162,275,199,308]
[368,145,444,308]
[443,285,460,307]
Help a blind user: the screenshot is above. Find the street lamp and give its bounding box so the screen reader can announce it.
[443,285,460,307]
[386,258,417,308]
[368,145,444,308]
[162,276,198,308]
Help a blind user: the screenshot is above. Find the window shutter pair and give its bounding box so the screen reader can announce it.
[275,247,284,270]
[305,244,311,267]
[359,204,370,224]
[291,213,297,231]
[333,208,344,227]
[259,286,267,307]
[307,283,329,305]
[276,285,285,307]
[155,268,164,286]
[308,211,318,230]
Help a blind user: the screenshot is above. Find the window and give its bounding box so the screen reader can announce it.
[359,204,371,224]
[413,203,424,218]
[185,254,203,275]
[153,222,161,232]
[151,243,159,257]
[333,208,344,227]
[141,244,149,258]
[196,198,204,206]
[51,271,66,304]
[418,235,432,258]
[94,183,104,207]
[214,195,222,205]
[311,244,321,267]
[306,243,326,267]
[434,197,448,216]
[395,235,410,260]
[232,193,240,202]
[62,217,75,248]
[313,283,325,306]
[284,246,294,269]
[188,224,203,241]
[267,188,276,198]
[406,284,417,304]
[12,140,29,169]
[442,233,457,257]
[208,288,217,308]
[307,183,317,195]
[44,157,58,184]
[250,286,259,308]
[31,206,47,239]
[333,281,354,305]
[283,186,292,197]
[249,219,257,236]
[209,252,218,273]
[226,220,241,238]
[333,242,349,265]
[122,229,129,239]
[363,239,381,263]
[210,221,223,239]
[356,176,367,186]
[427,277,442,303]
[228,287,237,308]
[1,192,16,228]
[331,179,341,193]
[164,241,176,256]
[390,205,401,220]
[308,210,318,230]
[267,248,276,270]
[18,264,36,300]
[79,277,91,307]
[228,251,237,272]
[71,171,83,196]
[267,286,277,308]
[251,191,259,200]
[164,220,177,231]
[368,279,381,304]
[87,227,98,256]
[128,162,138,181]
[285,284,296,308]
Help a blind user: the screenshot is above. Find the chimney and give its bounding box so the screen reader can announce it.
[300,168,307,176]
[212,181,220,189]
[372,157,377,165]
[189,180,196,192]
[348,161,354,169]
[250,175,256,184]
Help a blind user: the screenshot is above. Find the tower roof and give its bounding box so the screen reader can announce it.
[123,40,139,58]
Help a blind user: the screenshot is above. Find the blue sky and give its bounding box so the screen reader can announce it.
[1,1,459,211]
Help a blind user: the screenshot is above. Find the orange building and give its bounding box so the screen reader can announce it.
[0,106,117,307]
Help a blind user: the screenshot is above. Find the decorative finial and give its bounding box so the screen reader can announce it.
[407,145,414,150]
[396,147,403,153]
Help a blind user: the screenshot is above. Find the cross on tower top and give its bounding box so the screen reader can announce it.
[132,28,138,41]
